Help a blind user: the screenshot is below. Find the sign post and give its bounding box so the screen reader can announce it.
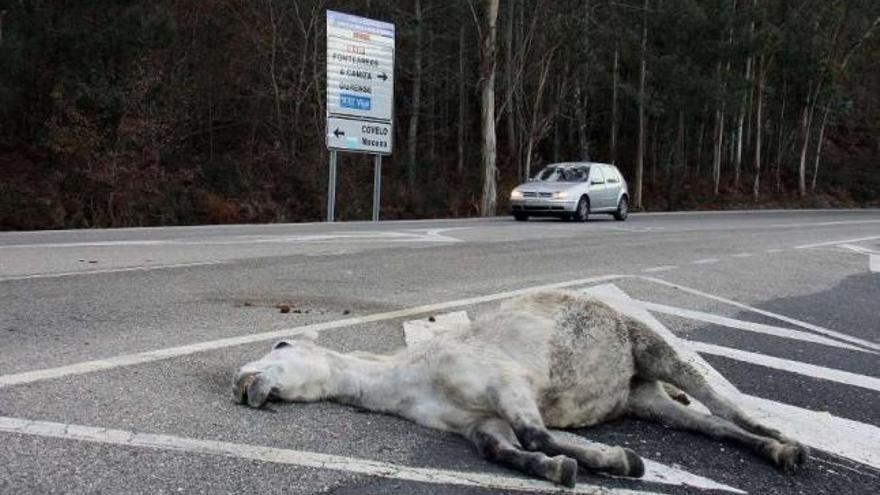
[326,10,395,222]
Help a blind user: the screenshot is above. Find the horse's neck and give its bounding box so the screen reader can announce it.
[326,350,415,412]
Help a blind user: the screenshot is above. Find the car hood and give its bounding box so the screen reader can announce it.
[515,182,580,193]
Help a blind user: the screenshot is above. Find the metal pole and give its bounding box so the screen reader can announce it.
[372,154,382,221]
[327,150,337,222]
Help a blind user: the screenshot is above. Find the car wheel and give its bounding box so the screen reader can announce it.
[574,196,590,222]
[614,196,629,221]
[513,212,529,222]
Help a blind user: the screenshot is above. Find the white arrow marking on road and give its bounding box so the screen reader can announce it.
[0,416,662,495]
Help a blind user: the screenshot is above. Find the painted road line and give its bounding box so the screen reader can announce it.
[692,258,719,265]
[795,235,880,249]
[402,316,745,494]
[0,416,661,495]
[872,255,879,273]
[0,274,623,388]
[636,276,880,352]
[551,431,745,493]
[838,243,877,255]
[586,284,880,470]
[0,229,466,250]
[0,261,226,282]
[731,253,753,258]
[634,300,870,353]
[765,249,785,254]
[641,266,678,273]
[687,341,880,393]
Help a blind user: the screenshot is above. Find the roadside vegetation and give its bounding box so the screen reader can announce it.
[1,0,878,229]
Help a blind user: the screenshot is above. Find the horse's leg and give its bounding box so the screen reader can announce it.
[627,379,807,474]
[628,318,807,445]
[468,418,578,487]
[486,381,645,477]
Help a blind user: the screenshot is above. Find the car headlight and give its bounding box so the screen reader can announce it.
[510,190,523,199]
[552,191,569,199]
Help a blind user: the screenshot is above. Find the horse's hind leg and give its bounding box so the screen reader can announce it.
[628,320,793,442]
[626,380,807,474]
[468,418,577,487]
[486,380,645,478]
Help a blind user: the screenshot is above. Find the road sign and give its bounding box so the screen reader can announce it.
[325,10,395,223]
[326,10,394,131]
[327,116,392,154]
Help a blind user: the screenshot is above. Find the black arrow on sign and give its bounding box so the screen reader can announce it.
[377,72,388,81]
[333,128,345,138]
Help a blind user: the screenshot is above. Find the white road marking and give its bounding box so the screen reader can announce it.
[641,266,678,273]
[692,258,719,264]
[686,341,880,392]
[765,249,785,254]
[636,276,880,352]
[0,275,623,388]
[0,229,466,250]
[585,284,880,470]
[634,300,870,353]
[0,261,226,282]
[767,219,880,229]
[838,244,878,255]
[795,235,880,249]
[0,416,660,495]
[731,253,753,258]
[872,255,879,273]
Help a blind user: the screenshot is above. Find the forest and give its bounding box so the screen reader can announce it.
[1,0,878,229]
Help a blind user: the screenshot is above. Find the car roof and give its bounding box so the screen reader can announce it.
[543,162,614,168]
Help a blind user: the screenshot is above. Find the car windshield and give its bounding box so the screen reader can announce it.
[536,166,589,183]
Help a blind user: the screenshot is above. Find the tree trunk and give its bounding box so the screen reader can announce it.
[504,0,518,179]
[635,0,648,210]
[457,24,466,176]
[479,0,500,216]
[610,46,619,165]
[775,79,787,193]
[797,81,820,197]
[811,101,831,192]
[523,55,553,180]
[752,54,764,201]
[407,0,423,189]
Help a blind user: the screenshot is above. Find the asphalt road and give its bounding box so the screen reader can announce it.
[1,209,879,495]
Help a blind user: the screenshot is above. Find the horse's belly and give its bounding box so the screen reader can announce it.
[538,375,631,428]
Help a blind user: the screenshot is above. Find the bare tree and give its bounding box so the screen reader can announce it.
[635,0,649,210]
[477,0,499,216]
[407,0,424,189]
[752,54,765,201]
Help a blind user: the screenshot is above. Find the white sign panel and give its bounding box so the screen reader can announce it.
[327,116,392,154]
[326,10,395,140]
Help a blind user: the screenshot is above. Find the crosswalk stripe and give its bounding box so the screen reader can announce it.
[685,340,880,392]
[636,276,880,352]
[635,300,869,353]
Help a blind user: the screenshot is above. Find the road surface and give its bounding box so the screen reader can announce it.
[1,209,879,494]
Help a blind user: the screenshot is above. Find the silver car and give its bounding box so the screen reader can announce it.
[509,162,629,222]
